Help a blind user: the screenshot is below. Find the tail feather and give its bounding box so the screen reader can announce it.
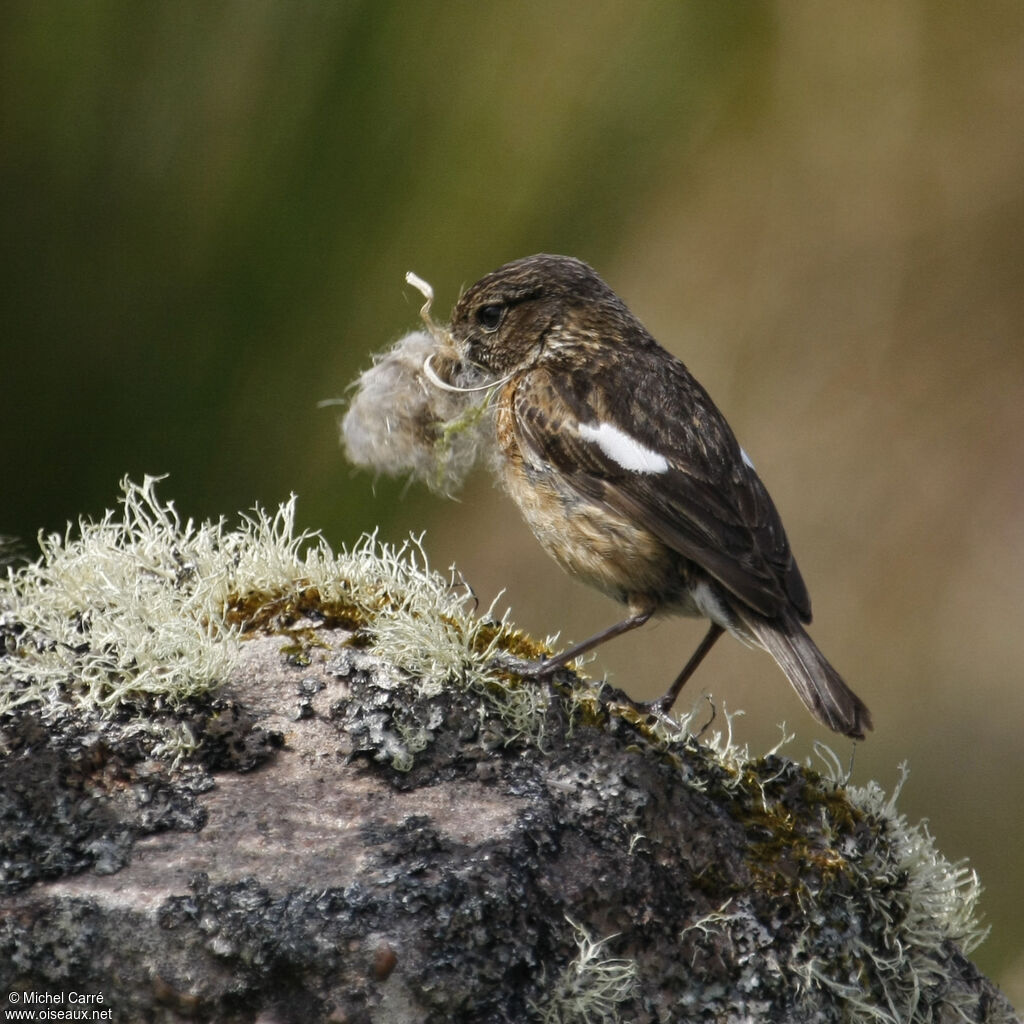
[736,610,872,740]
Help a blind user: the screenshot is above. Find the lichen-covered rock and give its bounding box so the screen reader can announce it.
[0,481,1018,1023]
[1,624,1017,1023]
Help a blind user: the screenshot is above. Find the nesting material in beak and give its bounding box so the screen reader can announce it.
[338,273,498,496]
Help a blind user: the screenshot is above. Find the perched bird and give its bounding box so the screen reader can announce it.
[447,254,872,739]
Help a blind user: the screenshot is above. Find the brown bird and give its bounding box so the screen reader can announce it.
[447,254,872,739]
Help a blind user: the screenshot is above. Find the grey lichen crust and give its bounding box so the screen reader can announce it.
[0,480,1018,1024]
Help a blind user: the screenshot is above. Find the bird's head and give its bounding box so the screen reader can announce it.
[448,254,630,376]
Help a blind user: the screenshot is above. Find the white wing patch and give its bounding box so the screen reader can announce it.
[740,447,755,470]
[578,421,670,475]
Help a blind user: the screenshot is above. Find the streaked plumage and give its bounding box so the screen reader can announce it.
[449,254,872,739]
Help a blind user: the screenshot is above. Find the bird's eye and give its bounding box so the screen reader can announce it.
[476,304,504,331]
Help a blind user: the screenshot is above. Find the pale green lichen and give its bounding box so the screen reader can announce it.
[820,763,994,1024]
[664,745,998,1024]
[1,475,237,714]
[0,476,548,745]
[531,918,639,1024]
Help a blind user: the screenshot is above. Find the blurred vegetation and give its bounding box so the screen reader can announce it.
[0,1,765,541]
[2,0,1022,1001]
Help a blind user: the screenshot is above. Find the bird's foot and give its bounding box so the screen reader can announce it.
[635,692,676,716]
[486,652,565,679]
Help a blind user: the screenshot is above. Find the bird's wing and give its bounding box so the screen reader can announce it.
[511,362,810,620]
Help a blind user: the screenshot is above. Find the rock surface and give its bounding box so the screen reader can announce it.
[2,623,1020,1023]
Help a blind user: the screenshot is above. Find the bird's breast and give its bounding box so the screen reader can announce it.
[495,389,698,612]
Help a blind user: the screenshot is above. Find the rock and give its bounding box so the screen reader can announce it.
[0,481,1018,1022]
[2,625,1019,1023]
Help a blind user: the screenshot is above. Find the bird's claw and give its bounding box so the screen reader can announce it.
[486,652,562,679]
[633,695,677,720]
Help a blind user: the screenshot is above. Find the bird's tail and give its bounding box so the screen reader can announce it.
[735,609,872,740]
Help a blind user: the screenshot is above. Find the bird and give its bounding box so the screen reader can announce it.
[446,253,872,739]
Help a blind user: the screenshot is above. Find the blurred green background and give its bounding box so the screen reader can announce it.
[2,1,1022,1000]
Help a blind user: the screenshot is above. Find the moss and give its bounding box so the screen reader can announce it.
[731,757,866,891]
[470,619,551,663]
[223,584,368,636]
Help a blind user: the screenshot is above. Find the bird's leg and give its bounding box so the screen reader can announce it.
[642,622,724,715]
[493,605,654,679]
